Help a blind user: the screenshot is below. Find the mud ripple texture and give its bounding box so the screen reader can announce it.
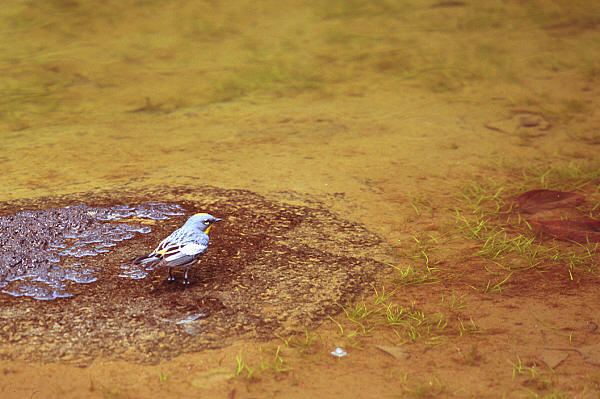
[0,186,389,364]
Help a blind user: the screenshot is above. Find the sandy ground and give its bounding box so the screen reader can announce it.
[1,0,600,397]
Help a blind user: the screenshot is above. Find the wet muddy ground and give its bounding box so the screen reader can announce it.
[0,187,388,364]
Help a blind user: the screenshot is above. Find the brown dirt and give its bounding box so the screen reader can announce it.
[1,0,600,398]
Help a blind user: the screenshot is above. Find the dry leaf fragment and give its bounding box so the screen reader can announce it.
[577,344,600,366]
[537,349,569,369]
[517,189,585,214]
[530,219,600,243]
[374,345,410,360]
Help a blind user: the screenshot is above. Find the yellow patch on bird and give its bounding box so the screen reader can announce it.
[194,212,210,217]
[156,248,168,255]
[205,225,212,235]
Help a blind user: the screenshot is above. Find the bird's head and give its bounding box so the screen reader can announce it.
[185,213,223,234]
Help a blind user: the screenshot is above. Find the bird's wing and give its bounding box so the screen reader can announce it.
[141,226,210,267]
[154,231,180,253]
[179,242,209,256]
[156,236,209,267]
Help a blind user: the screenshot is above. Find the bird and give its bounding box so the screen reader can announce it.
[132,213,222,284]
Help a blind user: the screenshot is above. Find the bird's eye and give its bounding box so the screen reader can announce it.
[203,220,211,225]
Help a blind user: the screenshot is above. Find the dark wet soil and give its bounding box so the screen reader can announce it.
[0,186,389,364]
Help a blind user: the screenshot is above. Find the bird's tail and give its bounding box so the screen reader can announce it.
[130,253,161,265]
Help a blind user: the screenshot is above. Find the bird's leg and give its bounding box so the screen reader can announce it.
[167,267,175,282]
[183,267,190,285]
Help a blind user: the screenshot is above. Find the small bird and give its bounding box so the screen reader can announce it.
[132,213,222,284]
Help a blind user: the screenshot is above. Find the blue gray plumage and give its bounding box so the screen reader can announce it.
[132,213,222,284]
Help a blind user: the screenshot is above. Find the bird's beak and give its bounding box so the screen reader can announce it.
[214,218,223,222]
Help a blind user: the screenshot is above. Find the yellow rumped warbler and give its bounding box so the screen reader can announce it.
[132,213,222,284]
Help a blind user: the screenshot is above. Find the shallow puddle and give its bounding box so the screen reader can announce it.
[0,203,185,300]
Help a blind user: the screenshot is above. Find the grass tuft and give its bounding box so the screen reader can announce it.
[454,162,600,292]
[234,346,292,380]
